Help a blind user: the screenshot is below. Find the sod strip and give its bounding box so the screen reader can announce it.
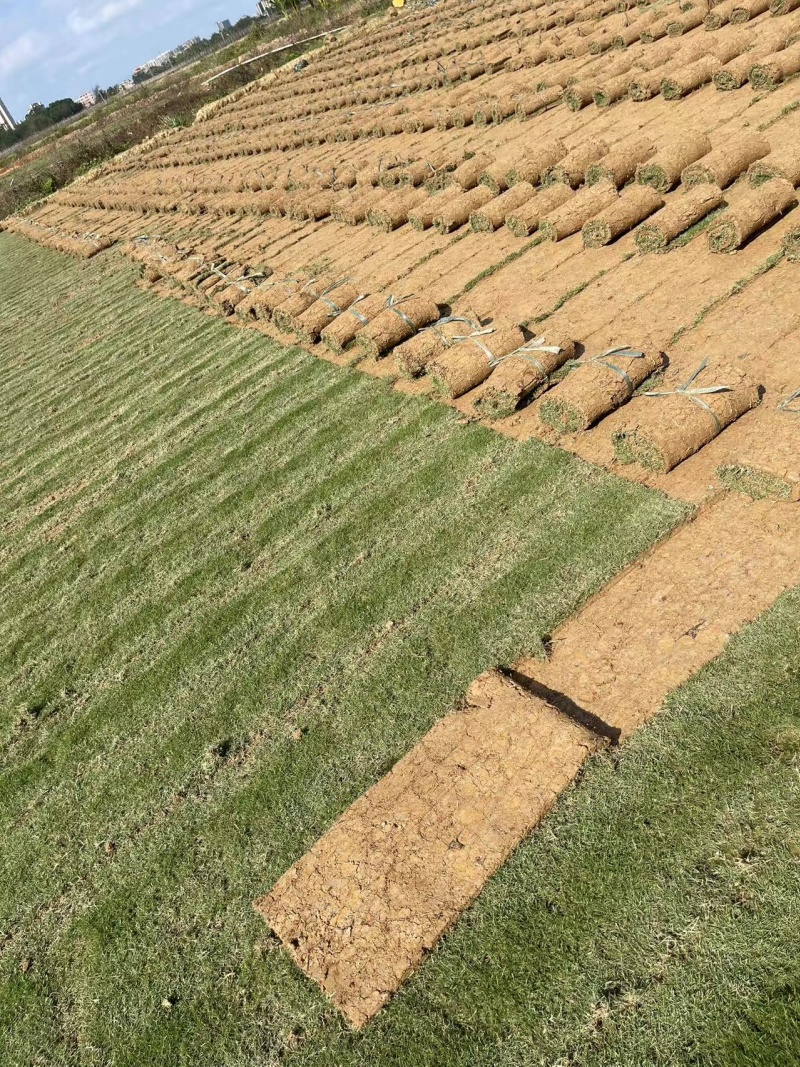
[635,184,725,252]
[255,672,601,1028]
[707,178,797,252]
[256,494,800,1026]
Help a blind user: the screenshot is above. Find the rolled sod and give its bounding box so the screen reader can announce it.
[393,313,480,378]
[539,182,619,241]
[564,84,596,111]
[428,325,525,398]
[730,0,770,18]
[319,294,386,354]
[506,140,567,186]
[707,177,797,252]
[586,136,656,186]
[470,183,536,232]
[539,347,665,432]
[408,187,461,230]
[582,185,664,247]
[355,295,441,360]
[635,184,725,252]
[636,131,712,192]
[682,133,769,189]
[472,331,577,419]
[236,278,300,322]
[434,186,494,233]
[613,364,760,472]
[214,282,251,317]
[715,52,762,88]
[543,141,609,188]
[594,71,638,106]
[478,161,510,195]
[748,43,800,88]
[771,0,800,13]
[294,283,361,344]
[288,193,335,222]
[514,86,563,119]
[667,8,705,34]
[451,154,493,191]
[612,25,642,49]
[506,183,573,237]
[366,188,428,232]
[331,189,384,225]
[629,68,669,100]
[661,56,721,98]
[401,110,437,134]
[748,143,800,185]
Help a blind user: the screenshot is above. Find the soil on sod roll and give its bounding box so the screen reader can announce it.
[470,183,536,231]
[472,330,577,419]
[392,310,481,378]
[539,181,618,241]
[582,185,664,247]
[636,131,712,192]
[707,178,797,252]
[585,136,656,186]
[506,183,573,237]
[320,293,386,354]
[506,140,567,186]
[428,325,526,398]
[748,142,800,186]
[681,133,770,189]
[539,347,665,432]
[612,364,761,472]
[635,184,725,251]
[355,295,440,360]
[661,56,721,98]
[294,283,361,344]
[543,140,609,187]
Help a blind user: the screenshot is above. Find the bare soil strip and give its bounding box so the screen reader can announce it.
[256,492,800,1025]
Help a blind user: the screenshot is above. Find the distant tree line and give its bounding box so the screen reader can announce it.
[0,98,85,151]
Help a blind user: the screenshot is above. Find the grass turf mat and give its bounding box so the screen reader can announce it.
[0,232,701,1064]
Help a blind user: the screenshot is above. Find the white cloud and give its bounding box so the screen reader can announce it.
[0,30,48,79]
[66,0,147,35]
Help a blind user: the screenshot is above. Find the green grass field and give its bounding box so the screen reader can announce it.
[1,234,798,1066]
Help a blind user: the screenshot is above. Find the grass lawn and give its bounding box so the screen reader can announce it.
[0,234,797,1065]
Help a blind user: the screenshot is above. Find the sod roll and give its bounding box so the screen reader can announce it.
[564,84,597,111]
[612,363,761,471]
[540,182,619,241]
[506,140,567,185]
[730,0,770,19]
[771,0,800,13]
[434,186,495,232]
[294,283,361,344]
[661,56,721,98]
[783,224,800,258]
[367,188,428,231]
[506,184,573,236]
[715,50,764,88]
[320,294,386,354]
[636,131,712,192]
[748,43,800,88]
[479,161,511,195]
[236,278,299,322]
[332,189,384,225]
[514,86,564,118]
[428,326,526,397]
[635,184,725,251]
[408,187,460,230]
[667,8,705,34]
[356,295,441,360]
[273,277,341,332]
[707,177,797,251]
[472,331,577,418]
[470,183,536,232]
[594,71,639,106]
[451,153,494,191]
[543,141,610,187]
[539,347,665,432]
[586,136,656,186]
[393,314,480,377]
[748,142,800,185]
[682,133,770,189]
[582,185,664,246]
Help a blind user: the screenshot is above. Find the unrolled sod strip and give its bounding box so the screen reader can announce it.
[748,142,800,185]
[707,177,797,251]
[320,294,386,354]
[355,295,441,360]
[635,184,725,251]
[539,346,665,432]
[636,131,712,192]
[506,183,573,236]
[472,331,577,419]
[393,312,480,378]
[539,181,619,241]
[612,361,761,472]
[586,136,655,186]
[470,183,536,231]
[682,133,769,188]
[294,283,361,344]
[582,185,664,247]
[428,325,526,398]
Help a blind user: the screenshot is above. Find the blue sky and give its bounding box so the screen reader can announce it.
[0,0,258,119]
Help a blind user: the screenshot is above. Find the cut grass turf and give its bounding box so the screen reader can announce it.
[0,235,796,1065]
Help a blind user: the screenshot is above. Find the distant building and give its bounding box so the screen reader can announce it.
[0,96,16,131]
[217,19,232,32]
[78,90,98,109]
[256,0,278,16]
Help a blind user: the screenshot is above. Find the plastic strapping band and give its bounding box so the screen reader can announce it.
[502,337,563,378]
[386,294,417,332]
[644,358,730,433]
[347,294,370,324]
[572,346,645,395]
[778,387,800,414]
[451,327,499,366]
[423,315,478,343]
